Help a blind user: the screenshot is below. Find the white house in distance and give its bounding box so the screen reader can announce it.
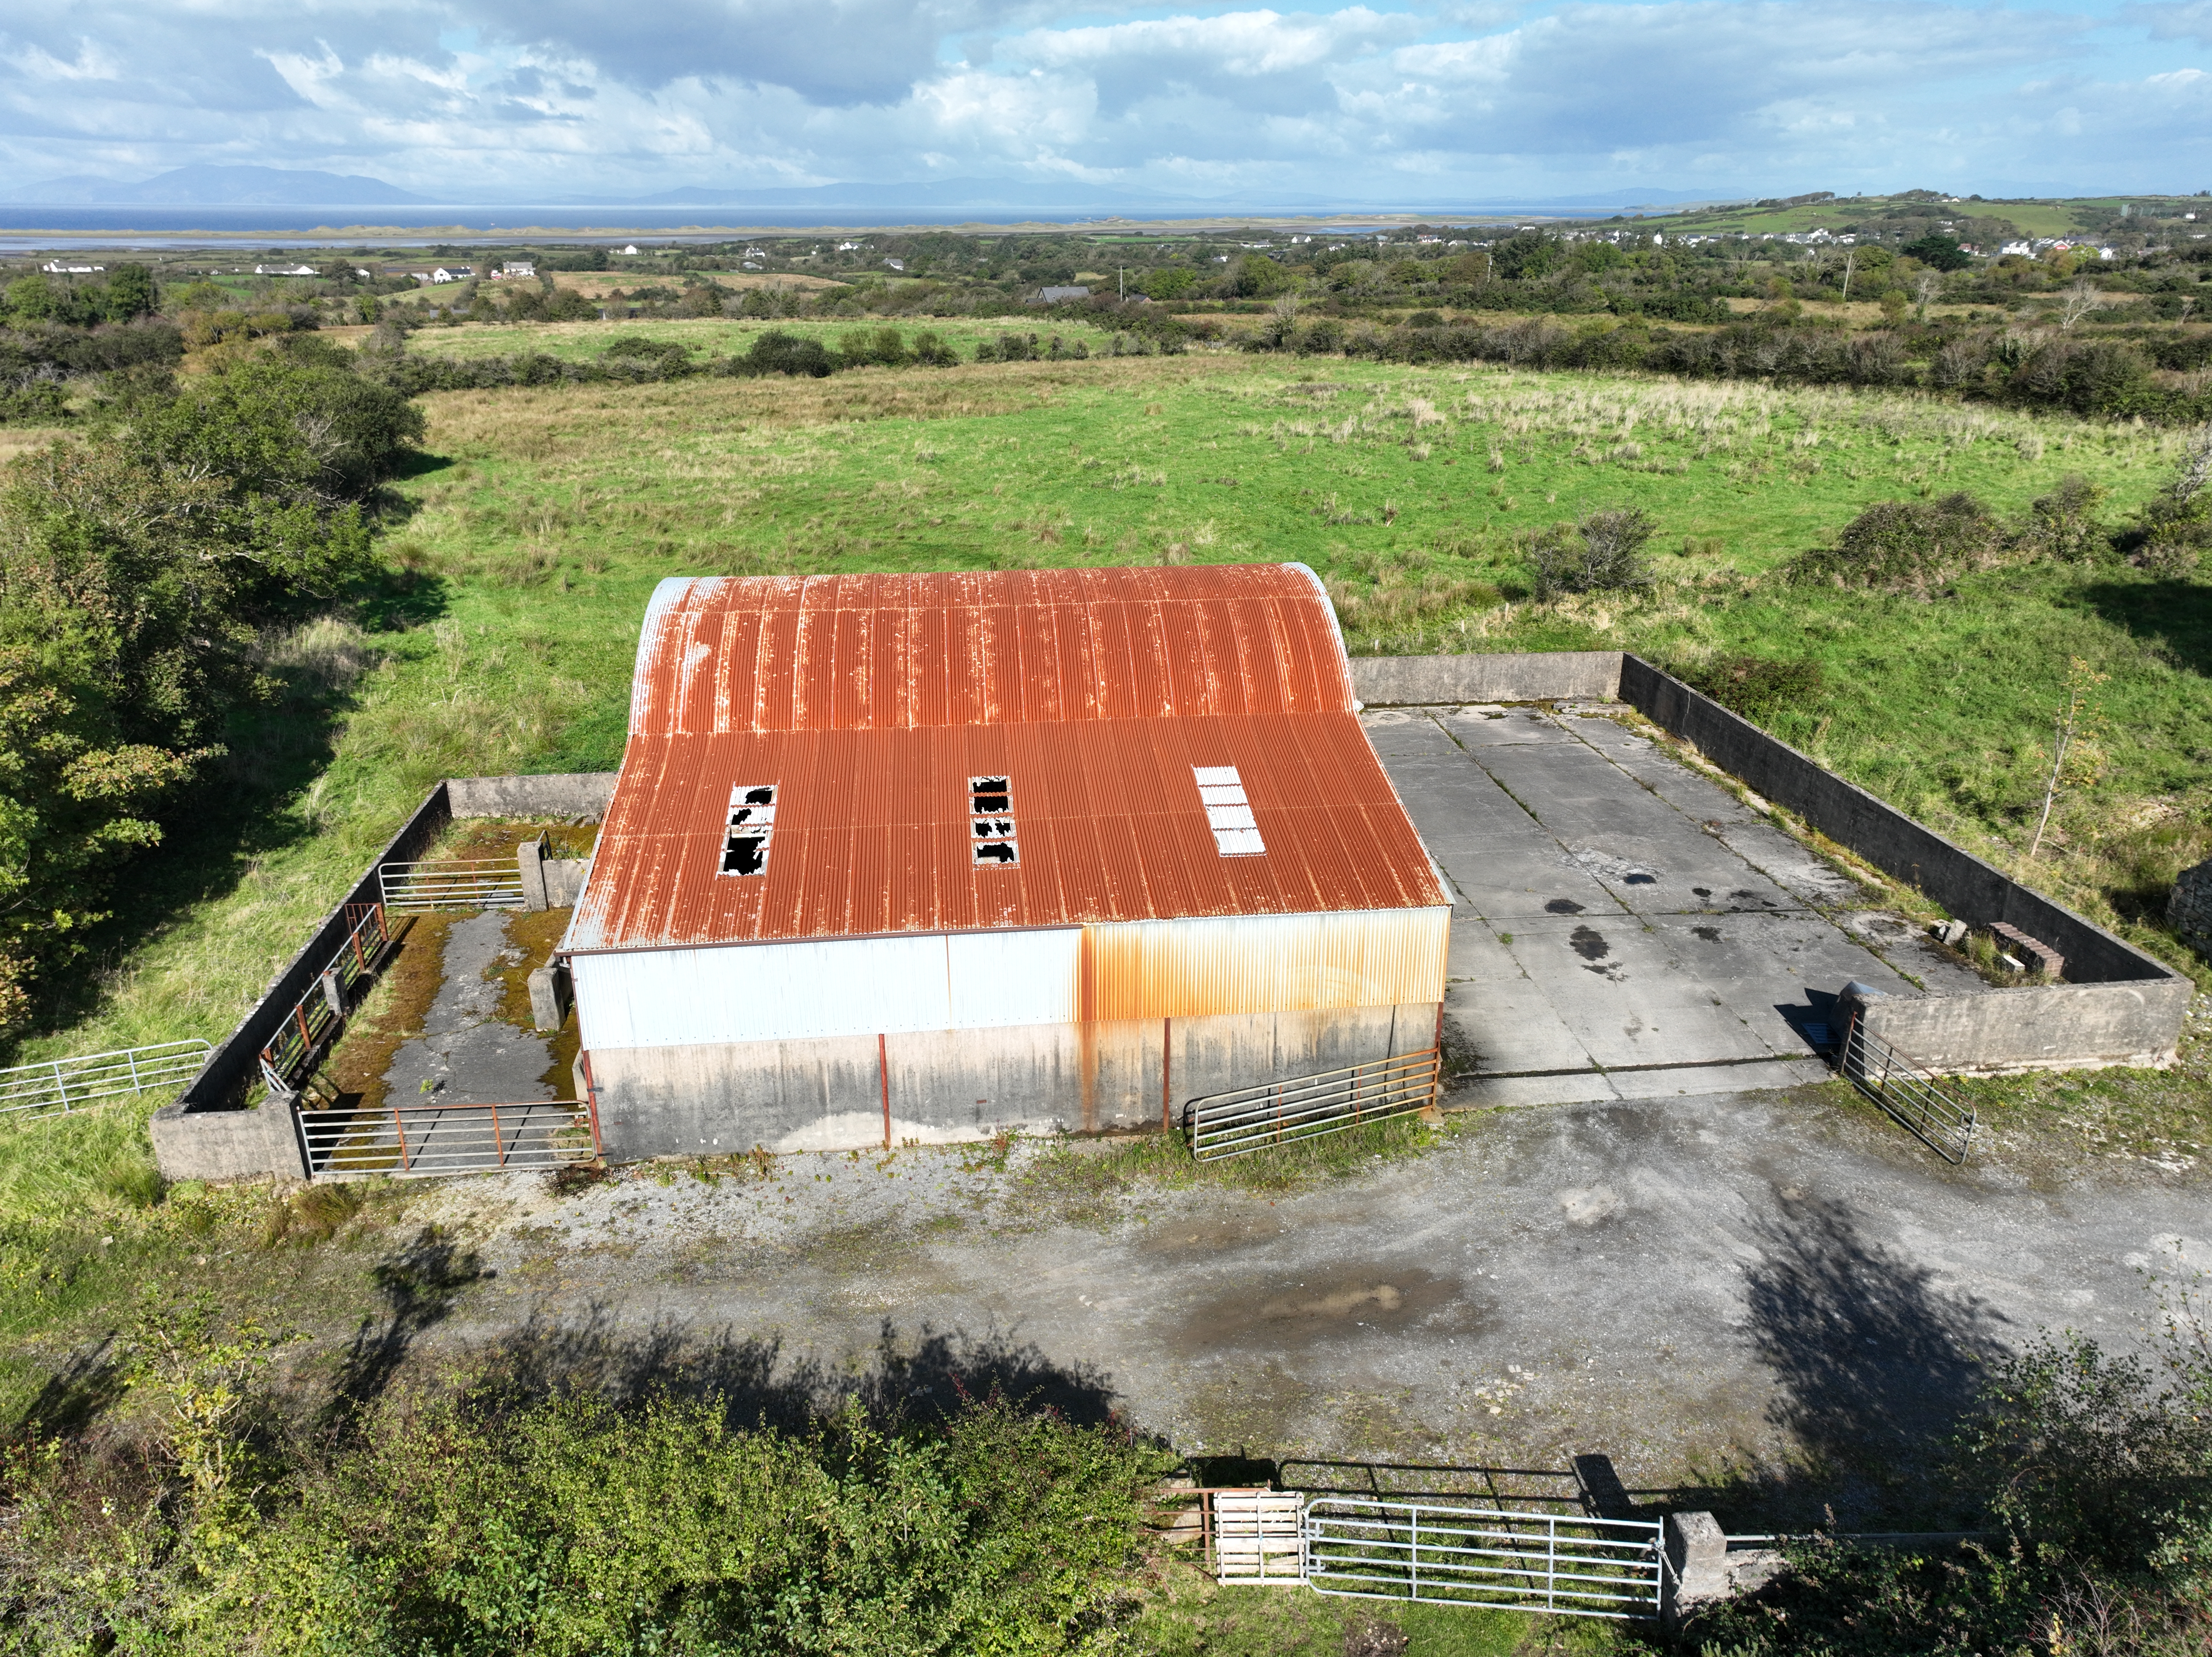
[559,565,1452,1156]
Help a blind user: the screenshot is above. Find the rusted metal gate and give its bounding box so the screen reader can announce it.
[295,1096,598,1179]
[0,1040,213,1121]
[1184,1049,1441,1162]
[378,857,526,913]
[1838,1015,1977,1164]
[259,903,394,1092]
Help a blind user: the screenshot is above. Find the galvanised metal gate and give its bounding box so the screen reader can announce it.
[1839,1016,1977,1163]
[295,1096,597,1179]
[377,857,525,913]
[0,1040,213,1121]
[1302,1498,1663,1620]
[1184,1049,1441,1162]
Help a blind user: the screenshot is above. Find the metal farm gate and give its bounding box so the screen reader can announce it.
[1838,1015,1977,1164]
[1184,1049,1441,1162]
[377,857,526,913]
[295,1095,597,1180]
[1207,1491,1663,1622]
[0,1040,213,1122]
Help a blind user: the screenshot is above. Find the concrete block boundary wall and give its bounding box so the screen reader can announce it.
[1350,653,2191,1076]
[152,772,618,1182]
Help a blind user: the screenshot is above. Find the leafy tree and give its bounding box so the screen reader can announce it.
[0,345,413,1034]
[1901,233,1974,272]
[103,263,158,320]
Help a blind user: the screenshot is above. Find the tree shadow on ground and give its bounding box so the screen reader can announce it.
[1732,1192,2010,1533]
[26,563,451,1043]
[320,1226,489,1443]
[2080,577,2212,680]
[449,1306,1124,1435]
[8,1336,128,1441]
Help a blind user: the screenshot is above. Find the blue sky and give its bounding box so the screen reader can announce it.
[2,0,2205,201]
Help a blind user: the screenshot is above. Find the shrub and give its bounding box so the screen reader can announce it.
[1678,654,1827,723]
[1527,507,1656,600]
[0,1382,1160,1653]
[1789,492,2005,591]
[735,329,834,378]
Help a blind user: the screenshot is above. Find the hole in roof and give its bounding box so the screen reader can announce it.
[721,783,776,875]
[1193,764,1266,857]
[974,842,1017,866]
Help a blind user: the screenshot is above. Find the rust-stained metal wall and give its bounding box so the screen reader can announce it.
[571,906,1448,1052]
[582,1001,1441,1156]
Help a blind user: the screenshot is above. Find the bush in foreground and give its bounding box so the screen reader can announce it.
[2,1357,1160,1654]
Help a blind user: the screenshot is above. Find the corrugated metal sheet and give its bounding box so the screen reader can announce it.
[572,909,1445,1050]
[570,564,1448,954]
[1080,909,1449,1022]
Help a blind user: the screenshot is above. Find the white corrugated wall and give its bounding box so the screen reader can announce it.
[572,906,1448,1052]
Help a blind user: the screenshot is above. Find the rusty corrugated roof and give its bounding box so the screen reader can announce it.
[568,565,1448,952]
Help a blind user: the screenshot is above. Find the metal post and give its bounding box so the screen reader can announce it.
[879,1032,891,1151]
[351,915,369,972]
[1161,1017,1171,1134]
[52,1059,67,1112]
[392,1103,411,1172]
[1411,1506,1420,1601]
[1546,1516,1558,1612]
[491,1101,504,1167]
[127,1048,140,1094]
[580,1050,604,1156]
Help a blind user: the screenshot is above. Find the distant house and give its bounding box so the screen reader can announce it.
[1029,285,1091,305]
[620,245,640,256]
[429,266,472,283]
[253,263,320,277]
[495,260,535,278]
[1999,241,2033,257]
[883,258,905,271]
[41,260,103,274]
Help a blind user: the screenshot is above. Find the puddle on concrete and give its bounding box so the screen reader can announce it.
[1179,1266,1478,1351]
[1570,925,1611,961]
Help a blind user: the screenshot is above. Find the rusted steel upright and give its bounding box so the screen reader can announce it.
[580,1051,603,1155]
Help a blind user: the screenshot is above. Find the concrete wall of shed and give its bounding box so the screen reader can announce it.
[581,1001,1440,1158]
[149,1097,306,1182]
[449,773,618,819]
[1351,652,1622,707]
[1856,981,2191,1075]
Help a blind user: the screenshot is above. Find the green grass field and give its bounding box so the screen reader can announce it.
[392,312,1124,365]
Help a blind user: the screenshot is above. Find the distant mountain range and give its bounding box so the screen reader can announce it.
[0,165,1727,216]
[2,165,433,206]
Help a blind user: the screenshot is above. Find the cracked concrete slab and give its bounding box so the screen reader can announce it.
[382,910,556,1107]
[1367,705,1993,1107]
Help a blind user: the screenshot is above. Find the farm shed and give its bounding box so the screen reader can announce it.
[560,565,1451,1156]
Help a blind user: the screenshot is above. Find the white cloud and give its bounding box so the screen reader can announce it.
[0,0,2205,202]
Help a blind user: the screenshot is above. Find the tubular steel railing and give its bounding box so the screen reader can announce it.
[378,857,526,913]
[258,903,393,1089]
[1303,1498,1664,1620]
[296,1097,597,1179]
[0,1040,214,1122]
[1184,1049,1441,1163]
[1839,1015,1977,1164]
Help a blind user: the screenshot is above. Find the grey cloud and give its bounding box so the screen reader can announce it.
[474,0,1031,105]
[2122,0,2212,44]
[1380,0,2090,153]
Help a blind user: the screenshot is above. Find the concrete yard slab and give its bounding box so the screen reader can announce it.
[1364,705,1998,1097]
[1501,917,1781,1069]
[381,911,557,1108]
[1437,705,1589,747]
[1445,976,1599,1076]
